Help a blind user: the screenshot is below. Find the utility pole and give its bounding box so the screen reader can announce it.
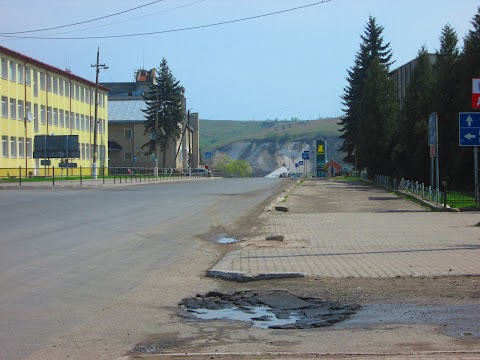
[91,47,108,179]
[154,88,159,177]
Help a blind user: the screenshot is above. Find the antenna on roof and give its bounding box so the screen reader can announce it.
[65,51,71,73]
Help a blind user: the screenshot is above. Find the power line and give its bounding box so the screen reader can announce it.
[42,0,207,37]
[0,0,166,35]
[0,0,333,40]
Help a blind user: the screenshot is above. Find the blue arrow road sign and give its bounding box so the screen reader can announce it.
[459,112,480,146]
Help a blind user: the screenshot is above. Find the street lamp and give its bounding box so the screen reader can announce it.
[91,47,108,179]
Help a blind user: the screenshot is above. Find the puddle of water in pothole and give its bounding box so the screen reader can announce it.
[217,237,238,244]
[188,306,301,328]
[208,234,239,244]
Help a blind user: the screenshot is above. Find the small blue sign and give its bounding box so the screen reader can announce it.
[302,152,309,160]
[428,113,437,145]
[295,163,299,168]
[205,152,212,159]
[459,112,480,146]
[299,160,304,165]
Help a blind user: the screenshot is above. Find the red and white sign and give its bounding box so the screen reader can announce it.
[473,78,480,109]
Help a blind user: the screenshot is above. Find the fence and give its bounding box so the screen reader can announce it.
[0,166,215,187]
[373,174,448,206]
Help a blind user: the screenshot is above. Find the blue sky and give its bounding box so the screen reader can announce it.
[1,0,478,120]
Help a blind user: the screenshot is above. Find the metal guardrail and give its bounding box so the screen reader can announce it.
[0,166,215,187]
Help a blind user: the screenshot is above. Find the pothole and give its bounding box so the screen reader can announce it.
[178,290,359,329]
[208,234,240,244]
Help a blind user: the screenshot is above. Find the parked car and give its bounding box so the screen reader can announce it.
[185,168,212,176]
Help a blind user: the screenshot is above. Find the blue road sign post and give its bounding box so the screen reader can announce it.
[459,112,480,204]
[428,113,439,198]
[205,152,212,159]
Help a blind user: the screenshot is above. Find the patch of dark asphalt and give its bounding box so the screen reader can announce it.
[177,290,359,329]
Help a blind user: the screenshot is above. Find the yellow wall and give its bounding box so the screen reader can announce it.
[0,50,108,177]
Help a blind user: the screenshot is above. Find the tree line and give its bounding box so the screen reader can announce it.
[340,8,480,189]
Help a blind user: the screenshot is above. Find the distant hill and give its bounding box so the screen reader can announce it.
[199,118,345,168]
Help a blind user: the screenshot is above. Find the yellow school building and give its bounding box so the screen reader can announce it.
[0,45,108,177]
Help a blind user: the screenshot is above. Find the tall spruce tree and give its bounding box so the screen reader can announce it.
[142,58,184,168]
[393,47,434,182]
[432,24,461,185]
[340,16,397,174]
[357,58,399,175]
[452,7,480,188]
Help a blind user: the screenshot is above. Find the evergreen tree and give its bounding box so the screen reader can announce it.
[340,16,395,171]
[452,7,480,188]
[393,47,435,182]
[357,58,399,175]
[432,24,461,185]
[142,58,184,167]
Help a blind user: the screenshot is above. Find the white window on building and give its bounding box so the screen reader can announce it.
[18,137,24,157]
[86,116,90,132]
[25,66,31,86]
[26,101,31,120]
[86,89,90,105]
[33,70,38,97]
[59,109,64,128]
[124,152,132,161]
[40,72,45,90]
[100,145,105,161]
[82,143,85,159]
[124,129,132,139]
[2,136,8,157]
[10,137,17,157]
[81,114,85,131]
[40,105,46,125]
[17,63,23,84]
[26,138,32,158]
[86,142,90,159]
[80,86,84,102]
[65,111,70,128]
[59,78,64,96]
[1,96,7,118]
[18,100,24,120]
[75,113,79,130]
[0,58,7,79]
[9,98,16,119]
[47,107,52,125]
[53,108,58,126]
[34,104,39,132]
[53,76,58,94]
[9,61,16,82]
[70,112,74,129]
[75,85,79,101]
[65,81,70,98]
[47,74,52,92]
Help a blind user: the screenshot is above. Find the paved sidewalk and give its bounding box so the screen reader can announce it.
[208,179,480,281]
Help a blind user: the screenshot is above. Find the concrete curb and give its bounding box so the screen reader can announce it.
[206,269,306,282]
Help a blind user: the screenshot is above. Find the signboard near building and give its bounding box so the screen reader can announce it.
[33,135,80,159]
[316,139,326,177]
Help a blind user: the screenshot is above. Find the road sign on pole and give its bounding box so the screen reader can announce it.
[472,79,480,109]
[428,113,437,145]
[459,112,480,146]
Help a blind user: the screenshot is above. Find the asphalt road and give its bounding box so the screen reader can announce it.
[0,178,282,360]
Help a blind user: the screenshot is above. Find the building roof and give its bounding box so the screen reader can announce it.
[108,99,147,123]
[0,45,109,91]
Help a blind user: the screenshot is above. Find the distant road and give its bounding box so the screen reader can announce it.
[0,178,282,360]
